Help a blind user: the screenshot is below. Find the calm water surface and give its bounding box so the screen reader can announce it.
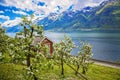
[44,31,120,63]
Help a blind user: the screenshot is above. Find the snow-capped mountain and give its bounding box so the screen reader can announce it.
[3,0,120,32]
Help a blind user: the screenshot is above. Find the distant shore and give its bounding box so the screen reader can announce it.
[45,29,120,33]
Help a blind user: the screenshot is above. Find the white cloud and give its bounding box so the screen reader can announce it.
[4,0,38,11]
[85,0,102,7]
[34,0,104,15]
[34,0,74,15]
[2,17,22,27]
[12,10,28,16]
[0,15,10,20]
[73,0,102,10]
[2,0,104,18]
[0,10,4,13]
[93,0,104,3]
[1,15,43,27]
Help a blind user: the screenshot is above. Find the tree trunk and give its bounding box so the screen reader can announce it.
[61,52,64,76]
[33,74,38,80]
[30,66,38,80]
[82,55,86,75]
[27,26,34,67]
[61,59,64,76]
[75,64,80,75]
[24,26,27,37]
[27,54,30,67]
[82,67,86,75]
[31,27,38,80]
[64,61,88,80]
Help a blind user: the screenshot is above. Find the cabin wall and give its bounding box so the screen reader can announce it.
[42,38,53,54]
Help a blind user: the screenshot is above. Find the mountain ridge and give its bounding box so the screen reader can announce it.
[3,0,120,33]
[36,0,120,31]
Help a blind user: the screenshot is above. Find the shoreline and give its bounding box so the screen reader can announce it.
[91,59,120,69]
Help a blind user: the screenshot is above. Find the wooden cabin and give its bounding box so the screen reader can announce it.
[31,36,53,54]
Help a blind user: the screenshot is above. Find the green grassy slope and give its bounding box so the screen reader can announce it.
[0,63,120,80]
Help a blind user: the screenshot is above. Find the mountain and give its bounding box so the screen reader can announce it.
[3,0,120,32]
[37,0,120,31]
[90,0,120,29]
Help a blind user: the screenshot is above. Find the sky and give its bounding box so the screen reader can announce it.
[0,0,105,27]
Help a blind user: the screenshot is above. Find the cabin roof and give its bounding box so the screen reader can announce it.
[31,36,53,46]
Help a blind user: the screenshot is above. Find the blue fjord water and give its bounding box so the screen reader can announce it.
[7,31,120,63]
[44,31,120,63]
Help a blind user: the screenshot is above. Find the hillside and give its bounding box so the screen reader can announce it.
[0,63,120,80]
[37,0,120,31]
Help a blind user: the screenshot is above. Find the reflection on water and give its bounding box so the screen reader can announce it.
[6,31,120,62]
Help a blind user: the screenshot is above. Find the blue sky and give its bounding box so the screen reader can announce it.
[0,0,104,27]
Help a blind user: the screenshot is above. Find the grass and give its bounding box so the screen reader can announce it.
[87,64,120,80]
[0,63,120,80]
[0,63,25,80]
